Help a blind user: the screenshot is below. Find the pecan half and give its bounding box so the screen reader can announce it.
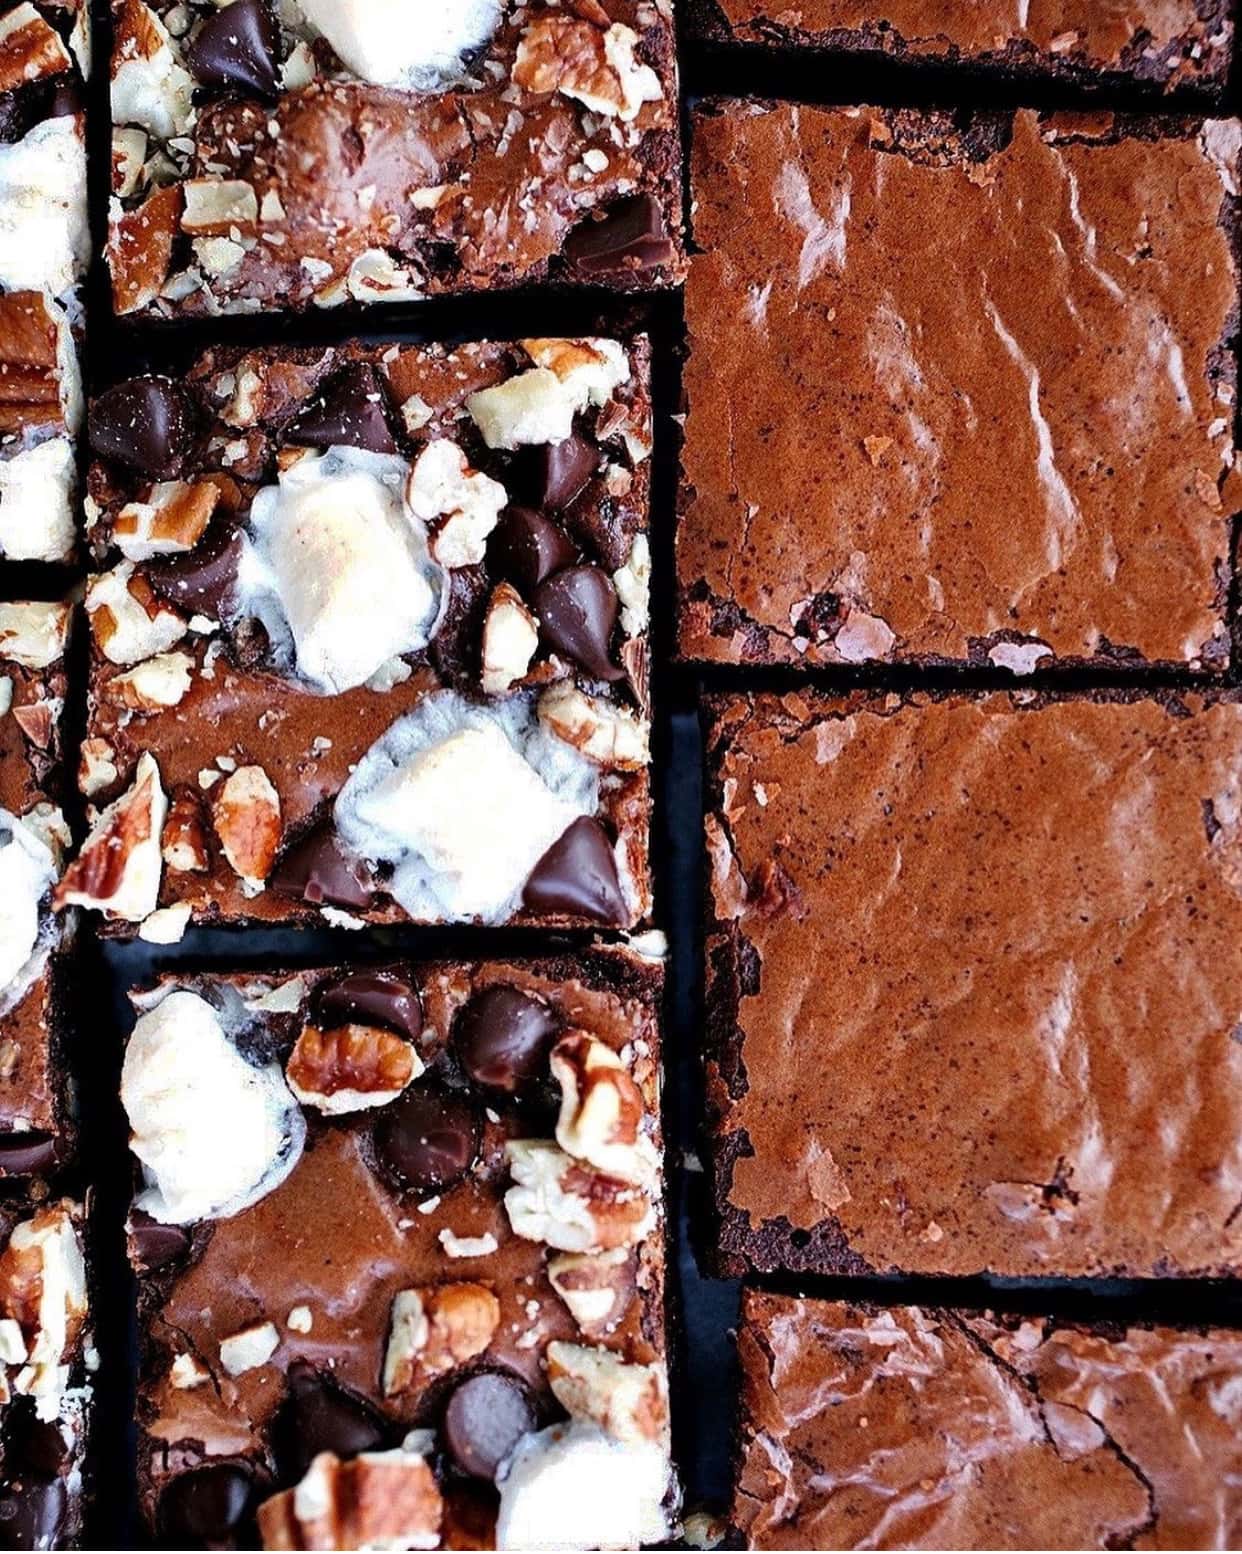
[211,764,281,886]
[285,1023,421,1115]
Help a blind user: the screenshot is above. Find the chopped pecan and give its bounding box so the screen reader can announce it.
[211,764,281,886]
[504,1140,654,1254]
[87,562,186,666]
[0,1202,87,1414]
[56,752,166,921]
[546,1342,668,1446]
[383,1282,500,1395]
[0,292,64,435]
[110,183,182,317]
[0,5,71,95]
[537,683,649,770]
[161,786,208,872]
[0,601,70,669]
[113,479,219,561]
[551,1032,651,1185]
[285,1023,421,1115]
[258,1448,442,1553]
[513,16,662,121]
[547,1247,634,1337]
[481,583,538,696]
[106,650,194,712]
[12,699,56,751]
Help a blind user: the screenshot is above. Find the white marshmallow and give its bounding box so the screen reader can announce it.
[296,0,501,88]
[0,439,77,563]
[467,340,629,451]
[0,811,56,997]
[110,3,193,139]
[0,118,88,299]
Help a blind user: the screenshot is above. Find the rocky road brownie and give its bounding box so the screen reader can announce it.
[679,104,1242,673]
[0,599,75,1178]
[65,336,653,936]
[107,0,683,318]
[705,690,1242,1280]
[734,1291,1242,1550]
[121,944,676,1550]
[688,2,1232,94]
[0,1,90,564]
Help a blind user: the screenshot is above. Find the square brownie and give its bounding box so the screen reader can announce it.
[678,104,1242,672]
[121,944,676,1550]
[688,2,1232,94]
[734,1291,1242,1550]
[106,0,684,319]
[0,1,89,564]
[67,336,653,935]
[0,599,75,1177]
[704,690,1242,1279]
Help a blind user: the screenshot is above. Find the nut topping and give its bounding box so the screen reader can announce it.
[513,16,662,122]
[257,1447,443,1553]
[56,752,167,921]
[0,601,71,669]
[546,1342,668,1446]
[0,5,72,95]
[547,1247,634,1336]
[285,1023,421,1115]
[504,1139,654,1254]
[161,786,208,872]
[211,764,281,887]
[538,683,649,770]
[0,1202,87,1417]
[106,650,194,712]
[551,1031,651,1184]
[382,1282,500,1395]
[481,582,539,696]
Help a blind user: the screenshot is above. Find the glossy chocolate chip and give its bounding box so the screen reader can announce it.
[566,194,675,276]
[286,364,396,454]
[128,1211,192,1273]
[145,527,243,619]
[0,1479,67,1550]
[488,507,577,594]
[316,971,422,1041]
[443,1373,536,1481]
[274,1364,387,1482]
[89,376,197,479]
[533,564,623,681]
[372,1086,480,1194]
[186,0,281,98]
[454,986,559,1095]
[520,433,598,511]
[271,825,374,910]
[0,1133,55,1176]
[158,1464,253,1548]
[47,82,82,120]
[523,816,627,925]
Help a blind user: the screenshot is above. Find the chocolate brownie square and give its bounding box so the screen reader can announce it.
[121,944,676,1549]
[107,0,684,319]
[67,336,653,935]
[678,104,1242,672]
[705,690,1242,1279]
[734,1291,1242,1550]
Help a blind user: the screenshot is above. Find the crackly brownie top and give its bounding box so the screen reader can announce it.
[69,338,653,935]
[679,105,1241,671]
[108,0,683,316]
[735,1293,1242,1550]
[703,0,1232,88]
[706,691,1242,1279]
[123,948,674,1550]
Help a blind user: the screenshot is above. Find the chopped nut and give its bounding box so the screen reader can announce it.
[169,1352,208,1389]
[547,1248,633,1336]
[12,699,56,751]
[137,902,191,944]
[285,1023,421,1116]
[505,1140,654,1254]
[546,1342,668,1445]
[552,1032,651,1185]
[513,16,662,122]
[257,1447,442,1553]
[110,0,193,140]
[106,650,194,712]
[112,126,147,198]
[286,1305,312,1334]
[0,1202,87,1418]
[56,753,166,921]
[219,1320,279,1377]
[407,439,506,569]
[109,183,182,316]
[613,534,650,638]
[79,738,119,799]
[86,562,186,666]
[481,583,539,695]
[438,1229,499,1259]
[211,765,281,886]
[0,291,66,435]
[180,179,258,236]
[0,601,70,669]
[538,683,649,769]
[161,786,208,872]
[113,478,219,561]
[383,1283,500,1396]
[0,5,72,94]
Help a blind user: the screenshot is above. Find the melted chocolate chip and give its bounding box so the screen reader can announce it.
[316,971,422,1041]
[533,564,623,681]
[443,1373,536,1480]
[186,0,281,99]
[519,434,598,511]
[128,1212,191,1273]
[46,82,82,120]
[488,507,577,593]
[271,825,374,910]
[0,1133,56,1176]
[566,194,675,275]
[523,816,628,925]
[274,1364,387,1482]
[454,986,559,1095]
[286,363,396,453]
[158,1464,253,1548]
[0,1479,66,1551]
[89,377,198,479]
[145,527,243,619]
[372,1087,480,1194]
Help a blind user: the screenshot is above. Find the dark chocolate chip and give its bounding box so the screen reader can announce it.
[47,82,82,120]
[271,825,374,910]
[186,0,281,98]
[5,1412,68,1482]
[0,1479,67,1550]
[488,507,577,593]
[316,971,422,1041]
[519,433,598,511]
[454,986,559,1095]
[523,816,627,925]
[274,1363,387,1482]
[443,1373,535,1481]
[533,564,623,681]
[372,1086,480,1194]
[286,364,396,454]
[158,1464,253,1548]
[145,527,243,619]
[89,377,198,479]
[128,1211,191,1273]
[0,1133,56,1176]
[565,194,675,276]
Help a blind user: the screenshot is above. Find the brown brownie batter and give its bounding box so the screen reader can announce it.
[705,691,1242,1278]
[734,1292,1242,1550]
[679,105,1242,671]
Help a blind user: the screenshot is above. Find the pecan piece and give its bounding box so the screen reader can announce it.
[56,752,166,921]
[285,1023,420,1115]
[211,764,281,887]
[383,1282,500,1395]
[258,1448,442,1553]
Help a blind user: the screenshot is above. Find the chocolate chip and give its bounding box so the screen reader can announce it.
[271,825,374,910]
[454,987,559,1095]
[0,92,32,145]
[519,433,598,511]
[5,1412,69,1482]
[523,816,628,925]
[145,527,243,619]
[372,1086,480,1194]
[286,364,396,454]
[274,1364,387,1482]
[47,82,82,120]
[158,1464,253,1548]
[566,194,675,276]
[89,377,198,479]
[488,507,577,594]
[443,1373,535,1480]
[316,971,422,1041]
[186,0,281,98]
[533,564,623,681]
[0,1133,56,1176]
[0,1478,67,1550]
[128,1212,191,1273]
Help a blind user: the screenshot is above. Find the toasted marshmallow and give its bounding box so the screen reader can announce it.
[0,439,77,563]
[0,118,88,298]
[297,0,501,88]
[122,990,305,1224]
[0,811,56,994]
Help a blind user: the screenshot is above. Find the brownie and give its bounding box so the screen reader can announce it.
[689,1,1232,93]
[106,0,684,319]
[121,943,677,1550]
[65,336,653,935]
[0,599,75,1177]
[704,690,1242,1279]
[0,1,89,564]
[734,1291,1242,1550]
[678,104,1242,673]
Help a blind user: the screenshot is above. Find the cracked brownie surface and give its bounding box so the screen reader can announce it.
[734,1291,1242,1550]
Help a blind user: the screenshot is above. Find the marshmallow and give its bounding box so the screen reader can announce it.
[0,118,88,298]
[0,811,56,995]
[296,0,501,89]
